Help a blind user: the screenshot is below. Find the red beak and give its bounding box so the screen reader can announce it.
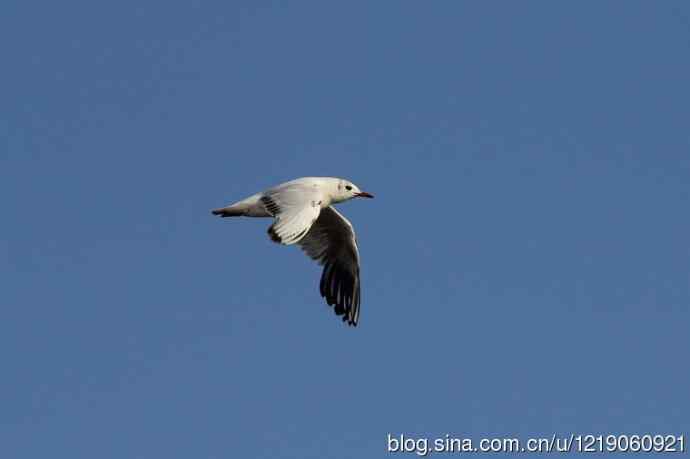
[355,191,374,199]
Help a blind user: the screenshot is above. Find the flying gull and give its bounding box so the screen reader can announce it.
[211,177,373,326]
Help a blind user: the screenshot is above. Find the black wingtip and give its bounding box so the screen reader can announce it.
[267,225,282,243]
[319,261,360,327]
[343,315,358,327]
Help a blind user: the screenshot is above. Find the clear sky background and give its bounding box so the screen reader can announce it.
[2,2,689,458]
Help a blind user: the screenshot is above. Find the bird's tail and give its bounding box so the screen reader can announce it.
[211,206,244,217]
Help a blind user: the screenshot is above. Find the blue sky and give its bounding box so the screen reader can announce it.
[2,2,689,457]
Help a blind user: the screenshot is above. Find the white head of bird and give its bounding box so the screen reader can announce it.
[330,178,375,203]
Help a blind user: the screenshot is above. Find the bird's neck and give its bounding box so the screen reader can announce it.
[321,179,343,205]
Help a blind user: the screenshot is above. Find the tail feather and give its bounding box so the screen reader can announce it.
[211,207,244,217]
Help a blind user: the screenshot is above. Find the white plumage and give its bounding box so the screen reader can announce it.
[212,177,374,326]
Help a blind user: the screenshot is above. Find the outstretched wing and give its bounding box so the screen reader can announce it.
[261,183,323,245]
[298,206,361,326]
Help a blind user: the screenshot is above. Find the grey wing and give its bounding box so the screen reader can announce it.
[298,206,361,326]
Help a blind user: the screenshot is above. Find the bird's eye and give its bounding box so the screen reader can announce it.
[345,185,352,191]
